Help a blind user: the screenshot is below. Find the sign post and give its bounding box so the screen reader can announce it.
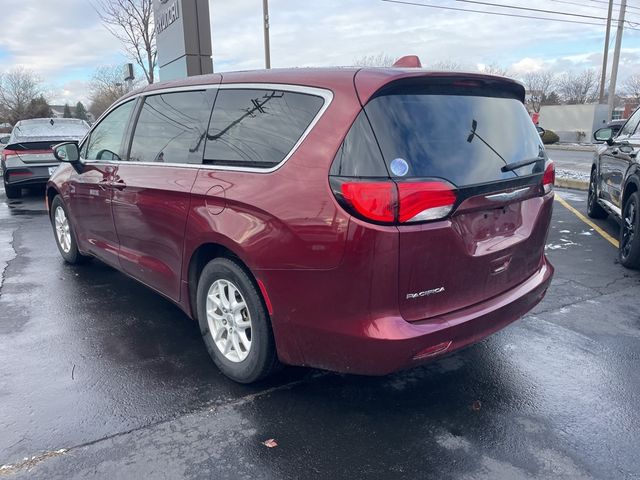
[153,0,213,81]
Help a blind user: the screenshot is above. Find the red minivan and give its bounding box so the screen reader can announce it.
[47,65,554,383]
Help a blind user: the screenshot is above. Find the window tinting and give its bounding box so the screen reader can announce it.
[619,108,640,137]
[364,89,546,186]
[85,100,135,161]
[330,110,388,177]
[204,89,324,167]
[129,91,211,164]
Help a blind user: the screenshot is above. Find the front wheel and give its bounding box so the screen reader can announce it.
[587,169,607,219]
[196,258,279,383]
[50,196,89,264]
[619,191,640,269]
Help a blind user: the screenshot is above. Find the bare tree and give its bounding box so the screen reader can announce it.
[622,73,640,103]
[522,71,556,113]
[93,0,156,84]
[0,68,44,125]
[557,69,599,105]
[88,65,135,119]
[353,53,396,67]
[428,60,468,72]
[480,63,510,77]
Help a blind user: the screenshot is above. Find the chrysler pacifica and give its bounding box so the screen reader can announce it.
[47,65,554,383]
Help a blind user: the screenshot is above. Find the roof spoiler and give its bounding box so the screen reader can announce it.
[393,55,422,68]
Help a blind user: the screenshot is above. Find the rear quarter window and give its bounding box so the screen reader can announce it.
[204,89,324,168]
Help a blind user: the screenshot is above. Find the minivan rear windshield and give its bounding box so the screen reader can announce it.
[364,86,545,186]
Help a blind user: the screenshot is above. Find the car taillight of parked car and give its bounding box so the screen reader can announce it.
[330,178,458,224]
[542,161,555,194]
[2,150,19,162]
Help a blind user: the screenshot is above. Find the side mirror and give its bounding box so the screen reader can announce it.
[0,135,9,145]
[593,127,613,143]
[536,126,545,137]
[53,142,80,163]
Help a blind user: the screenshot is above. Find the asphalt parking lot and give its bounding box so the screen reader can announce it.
[1,186,639,480]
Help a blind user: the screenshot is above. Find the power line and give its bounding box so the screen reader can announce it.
[381,0,640,30]
[548,0,640,19]
[456,0,619,21]
[585,0,640,12]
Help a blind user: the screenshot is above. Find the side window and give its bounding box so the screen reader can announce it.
[204,89,324,168]
[620,108,640,137]
[84,100,135,161]
[330,110,388,177]
[129,91,211,164]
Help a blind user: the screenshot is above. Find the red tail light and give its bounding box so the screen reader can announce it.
[542,161,555,194]
[340,182,395,223]
[1,149,19,162]
[398,181,457,222]
[332,178,457,224]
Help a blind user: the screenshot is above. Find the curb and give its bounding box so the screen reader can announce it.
[556,178,588,191]
[545,144,595,152]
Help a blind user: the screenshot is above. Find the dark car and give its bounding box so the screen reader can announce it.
[593,119,626,143]
[1,118,89,198]
[46,65,554,383]
[589,111,640,268]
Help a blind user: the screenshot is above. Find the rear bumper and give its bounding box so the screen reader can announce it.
[287,257,553,375]
[3,165,56,186]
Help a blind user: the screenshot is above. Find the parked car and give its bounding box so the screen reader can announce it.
[2,118,89,198]
[589,111,640,268]
[0,134,10,153]
[47,66,555,383]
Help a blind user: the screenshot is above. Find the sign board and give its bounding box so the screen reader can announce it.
[153,0,213,81]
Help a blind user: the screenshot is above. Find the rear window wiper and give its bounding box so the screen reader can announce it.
[501,156,544,173]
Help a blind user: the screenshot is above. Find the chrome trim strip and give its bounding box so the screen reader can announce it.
[600,198,622,217]
[485,187,530,202]
[83,83,334,174]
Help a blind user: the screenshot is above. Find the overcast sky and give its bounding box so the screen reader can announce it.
[1,0,640,104]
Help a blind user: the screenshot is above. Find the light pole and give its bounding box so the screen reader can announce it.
[263,0,271,69]
[608,0,627,121]
[599,0,614,104]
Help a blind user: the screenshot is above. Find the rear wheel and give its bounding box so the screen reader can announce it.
[619,191,640,269]
[50,196,89,264]
[3,180,22,199]
[587,169,607,219]
[196,258,279,383]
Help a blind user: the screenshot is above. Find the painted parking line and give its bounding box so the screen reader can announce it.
[554,195,619,248]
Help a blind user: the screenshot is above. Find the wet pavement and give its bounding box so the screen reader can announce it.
[546,148,594,175]
[1,186,639,479]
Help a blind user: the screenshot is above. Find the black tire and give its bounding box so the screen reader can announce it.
[619,191,640,269]
[587,169,607,219]
[50,196,89,264]
[4,181,22,199]
[196,258,279,383]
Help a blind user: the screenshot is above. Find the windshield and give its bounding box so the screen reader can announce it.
[10,119,89,143]
[364,89,545,186]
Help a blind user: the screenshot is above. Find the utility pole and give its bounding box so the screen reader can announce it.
[263,0,271,69]
[608,0,627,121]
[599,0,614,104]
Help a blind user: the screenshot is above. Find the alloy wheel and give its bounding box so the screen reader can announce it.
[588,172,597,209]
[54,206,72,253]
[205,279,252,363]
[621,200,636,259]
